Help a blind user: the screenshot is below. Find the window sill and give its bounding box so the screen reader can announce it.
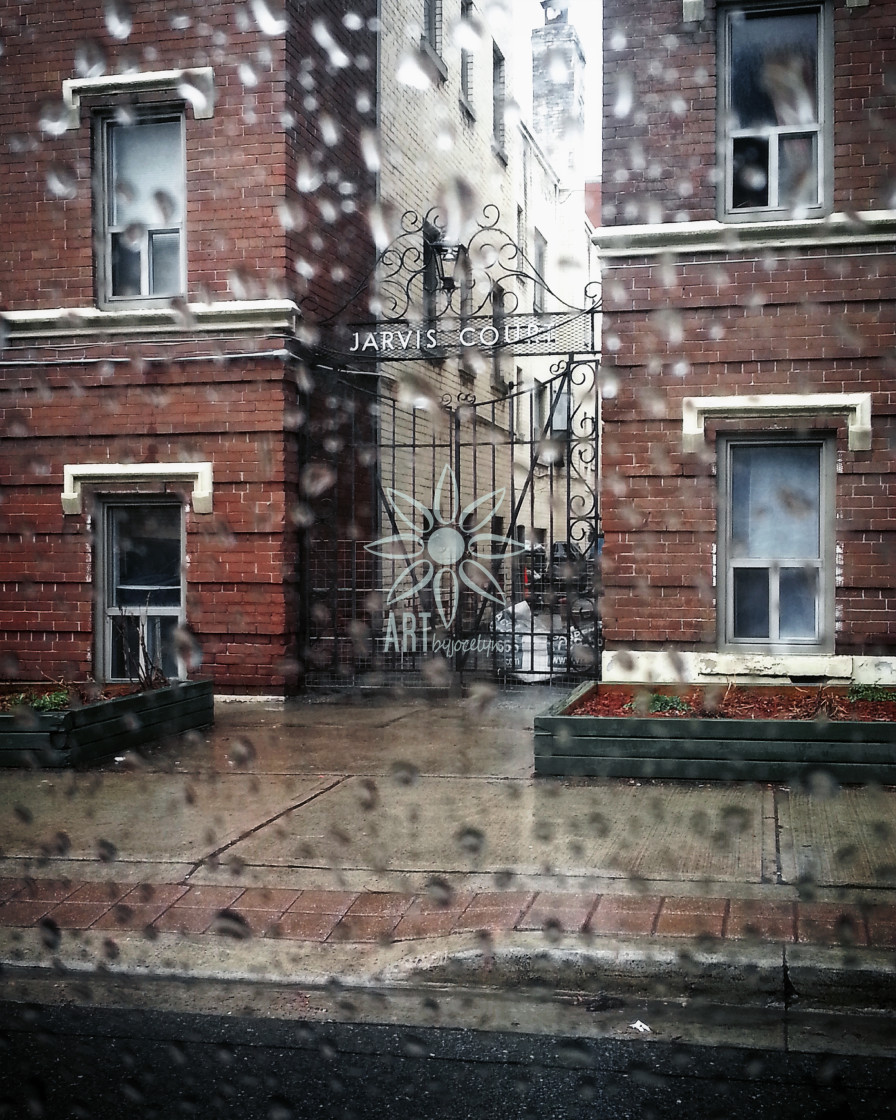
[1,299,301,341]
[459,94,475,123]
[419,38,448,85]
[62,67,215,129]
[593,208,896,258]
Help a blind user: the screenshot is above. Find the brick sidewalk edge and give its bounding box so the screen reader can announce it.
[2,877,895,951]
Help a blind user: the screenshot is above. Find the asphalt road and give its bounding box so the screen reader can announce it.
[2,1000,894,1119]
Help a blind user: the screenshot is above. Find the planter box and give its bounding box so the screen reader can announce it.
[0,680,214,769]
[535,682,896,784]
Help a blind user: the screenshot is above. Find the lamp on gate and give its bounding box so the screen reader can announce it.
[423,219,463,293]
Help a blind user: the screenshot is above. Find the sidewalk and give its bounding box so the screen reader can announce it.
[2,688,896,1041]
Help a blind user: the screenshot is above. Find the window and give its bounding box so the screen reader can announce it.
[491,284,507,390]
[719,4,829,220]
[422,0,442,54]
[719,439,833,651]
[460,0,474,111]
[96,113,185,303]
[99,502,185,681]
[533,229,547,313]
[492,43,506,156]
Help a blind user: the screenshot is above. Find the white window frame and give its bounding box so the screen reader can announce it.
[96,499,186,683]
[459,0,475,115]
[717,435,835,654]
[492,43,507,158]
[94,109,187,307]
[718,2,832,222]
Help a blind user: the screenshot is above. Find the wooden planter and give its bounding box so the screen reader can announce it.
[535,682,896,784]
[0,680,214,769]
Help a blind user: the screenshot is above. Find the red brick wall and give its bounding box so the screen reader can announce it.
[599,0,896,660]
[0,2,378,693]
[601,0,896,226]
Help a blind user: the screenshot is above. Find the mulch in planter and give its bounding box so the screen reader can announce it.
[570,684,896,723]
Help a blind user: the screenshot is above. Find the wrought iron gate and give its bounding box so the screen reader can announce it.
[299,357,601,689]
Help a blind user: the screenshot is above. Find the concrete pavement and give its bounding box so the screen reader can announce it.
[1,687,895,1051]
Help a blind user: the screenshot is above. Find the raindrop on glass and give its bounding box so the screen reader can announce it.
[250,0,288,36]
[104,0,133,41]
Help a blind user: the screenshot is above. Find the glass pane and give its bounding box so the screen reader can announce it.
[110,119,184,228]
[779,132,819,208]
[149,230,182,295]
[111,506,182,607]
[732,136,769,208]
[110,615,178,679]
[730,445,821,560]
[779,566,819,639]
[729,11,819,129]
[110,232,142,297]
[109,614,141,679]
[733,567,769,639]
[146,615,180,678]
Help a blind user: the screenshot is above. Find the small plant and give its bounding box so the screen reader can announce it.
[1,688,71,713]
[30,689,71,712]
[848,683,896,703]
[625,692,692,715]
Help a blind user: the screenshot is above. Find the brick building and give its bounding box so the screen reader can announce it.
[595,0,896,685]
[0,0,378,695]
[1,1,595,694]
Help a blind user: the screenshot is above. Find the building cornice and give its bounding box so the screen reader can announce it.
[1,300,302,342]
[593,210,896,259]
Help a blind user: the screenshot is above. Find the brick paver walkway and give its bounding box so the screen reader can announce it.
[2,877,895,950]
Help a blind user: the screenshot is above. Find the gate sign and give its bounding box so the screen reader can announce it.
[342,311,596,360]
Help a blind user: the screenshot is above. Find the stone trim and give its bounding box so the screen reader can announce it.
[61,68,216,130]
[601,650,896,686]
[593,210,896,259]
[2,300,301,342]
[62,462,213,515]
[682,392,873,452]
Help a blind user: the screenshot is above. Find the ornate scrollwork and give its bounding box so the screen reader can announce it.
[309,205,600,328]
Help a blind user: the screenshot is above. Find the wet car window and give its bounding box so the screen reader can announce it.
[2,1,896,1117]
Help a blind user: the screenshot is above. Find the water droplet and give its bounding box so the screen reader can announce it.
[289,502,315,527]
[613,72,633,118]
[177,76,211,116]
[424,877,453,907]
[173,626,203,671]
[104,0,133,41]
[402,1034,428,1058]
[38,102,72,138]
[211,909,252,939]
[360,129,381,172]
[396,51,436,90]
[318,112,341,146]
[239,61,260,88]
[311,20,350,68]
[390,760,419,787]
[74,39,106,79]
[296,157,323,193]
[14,803,33,824]
[250,0,288,36]
[38,917,61,951]
[227,737,256,768]
[97,838,118,862]
[397,371,443,412]
[120,222,145,251]
[152,189,177,223]
[300,462,336,498]
[456,826,485,856]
